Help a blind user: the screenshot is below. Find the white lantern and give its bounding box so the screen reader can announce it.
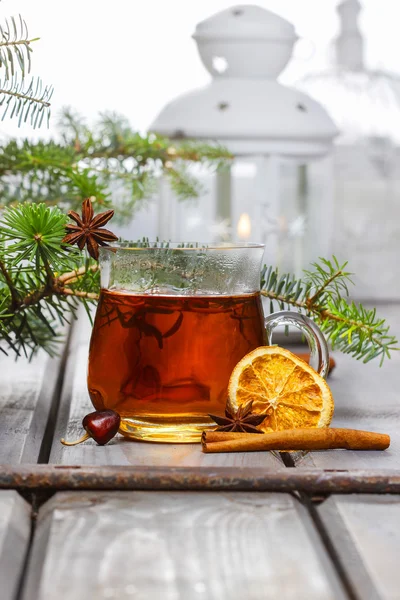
[297,0,400,298]
[150,5,339,274]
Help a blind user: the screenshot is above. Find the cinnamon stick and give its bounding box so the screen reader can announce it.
[201,428,390,453]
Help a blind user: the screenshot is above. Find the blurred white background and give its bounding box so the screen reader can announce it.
[2,0,399,299]
[2,0,400,137]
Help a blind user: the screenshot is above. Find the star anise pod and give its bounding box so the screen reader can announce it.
[209,400,270,433]
[62,198,118,260]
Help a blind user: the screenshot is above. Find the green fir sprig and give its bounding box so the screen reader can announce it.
[0,13,52,127]
[0,202,397,364]
[0,110,232,217]
[261,257,398,364]
[0,15,36,78]
[0,203,98,358]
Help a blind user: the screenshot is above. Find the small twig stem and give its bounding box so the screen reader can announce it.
[0,39,36,49]
[62,288,99,300]
[260,289,307,310]
[306,270,343,307]
[22,285,49,307]
[42,256,55,284]
[0,88,51,107]
[2,264,100,311]
[60,432,90,446]
[58,264,99,284]
[318,310,388,350]
[0,259,19,308]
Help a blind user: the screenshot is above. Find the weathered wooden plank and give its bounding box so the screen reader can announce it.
[318,494,400,600]
[22,491,346,600]
[50,315,281,468]
[293,303,400,468]
[0,490,31,600]
[0,345,66,465]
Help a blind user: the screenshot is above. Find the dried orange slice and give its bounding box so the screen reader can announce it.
[228,346,334,433]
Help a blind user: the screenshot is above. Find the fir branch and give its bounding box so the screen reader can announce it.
[261,257,398,364]
[305,257,351,306]
[165,164,204,200]
[0,14,52,128]
[0,75,53,127]
[0,110,231,217]
[0,203,96,356]
[0,15,37,79]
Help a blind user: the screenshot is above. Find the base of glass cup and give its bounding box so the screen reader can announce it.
[118,415,216,443]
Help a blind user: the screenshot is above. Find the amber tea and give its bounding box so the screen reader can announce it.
[88,290,266,442]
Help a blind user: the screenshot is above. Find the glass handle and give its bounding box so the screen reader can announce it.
[264,311,329,379]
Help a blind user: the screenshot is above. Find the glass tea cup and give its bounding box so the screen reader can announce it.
[87,242,329,442]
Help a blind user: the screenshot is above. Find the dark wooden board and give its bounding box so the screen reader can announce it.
[22,491,347,600]
[318,494,400,600]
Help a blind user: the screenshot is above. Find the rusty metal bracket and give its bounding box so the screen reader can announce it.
[0,465,399,494]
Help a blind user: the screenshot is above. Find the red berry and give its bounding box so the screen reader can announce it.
[83,410,121,445]
[61,409,121,446]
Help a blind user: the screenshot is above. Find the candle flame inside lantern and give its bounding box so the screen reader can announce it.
[237,213,251,240]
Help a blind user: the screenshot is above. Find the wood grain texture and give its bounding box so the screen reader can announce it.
[318,494,400,600]
[22,491,346,600]
[50,315,281,468]
[0,347,65,464]
[293,304,400,468]
[0,490,31,600]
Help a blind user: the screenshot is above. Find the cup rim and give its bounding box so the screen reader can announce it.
[101,241,265,252]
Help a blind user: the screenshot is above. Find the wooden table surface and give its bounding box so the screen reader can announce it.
[0,304,399,600]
